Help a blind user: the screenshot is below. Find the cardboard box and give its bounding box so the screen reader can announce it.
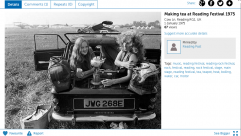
[20,105,52,129]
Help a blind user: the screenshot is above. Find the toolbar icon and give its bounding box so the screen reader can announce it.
[233,131,238,136]
[3,131,8,136]
[208,0,215,6]
[27,131,32,136]
[217,0,224,6]
[199,0,205,6]
[226,0,233,6]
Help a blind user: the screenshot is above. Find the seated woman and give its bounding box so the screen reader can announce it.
[70,37,95,79]
[101,30,145,86]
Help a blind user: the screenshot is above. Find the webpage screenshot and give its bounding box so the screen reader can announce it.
[0,0,240,136]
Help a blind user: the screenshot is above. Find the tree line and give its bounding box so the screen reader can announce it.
[122,20,160,28]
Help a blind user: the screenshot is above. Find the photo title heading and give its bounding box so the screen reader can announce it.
[164,12,235,17]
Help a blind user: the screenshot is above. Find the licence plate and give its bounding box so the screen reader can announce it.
[84,99,124,108]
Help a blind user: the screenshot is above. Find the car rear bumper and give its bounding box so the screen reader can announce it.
[52,111,156,122]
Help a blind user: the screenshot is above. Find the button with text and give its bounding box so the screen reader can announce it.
[5,1,22,8]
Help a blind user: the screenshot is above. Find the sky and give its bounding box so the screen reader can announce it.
[5,12,161,25]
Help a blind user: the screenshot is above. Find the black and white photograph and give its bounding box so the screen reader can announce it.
[5,12,161,129]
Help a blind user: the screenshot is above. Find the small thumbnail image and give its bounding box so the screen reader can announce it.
[167,40,181,54]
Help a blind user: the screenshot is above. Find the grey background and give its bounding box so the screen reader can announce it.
[164,38,236,59]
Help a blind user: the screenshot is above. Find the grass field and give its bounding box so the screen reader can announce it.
[5,28,161,129]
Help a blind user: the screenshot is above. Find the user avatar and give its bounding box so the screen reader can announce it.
[171,43,177,51]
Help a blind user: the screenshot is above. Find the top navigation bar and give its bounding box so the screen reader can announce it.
[1,0,240,9]
[4,0,98,9]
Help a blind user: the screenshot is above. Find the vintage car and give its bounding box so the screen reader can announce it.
[33,31,161,126]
